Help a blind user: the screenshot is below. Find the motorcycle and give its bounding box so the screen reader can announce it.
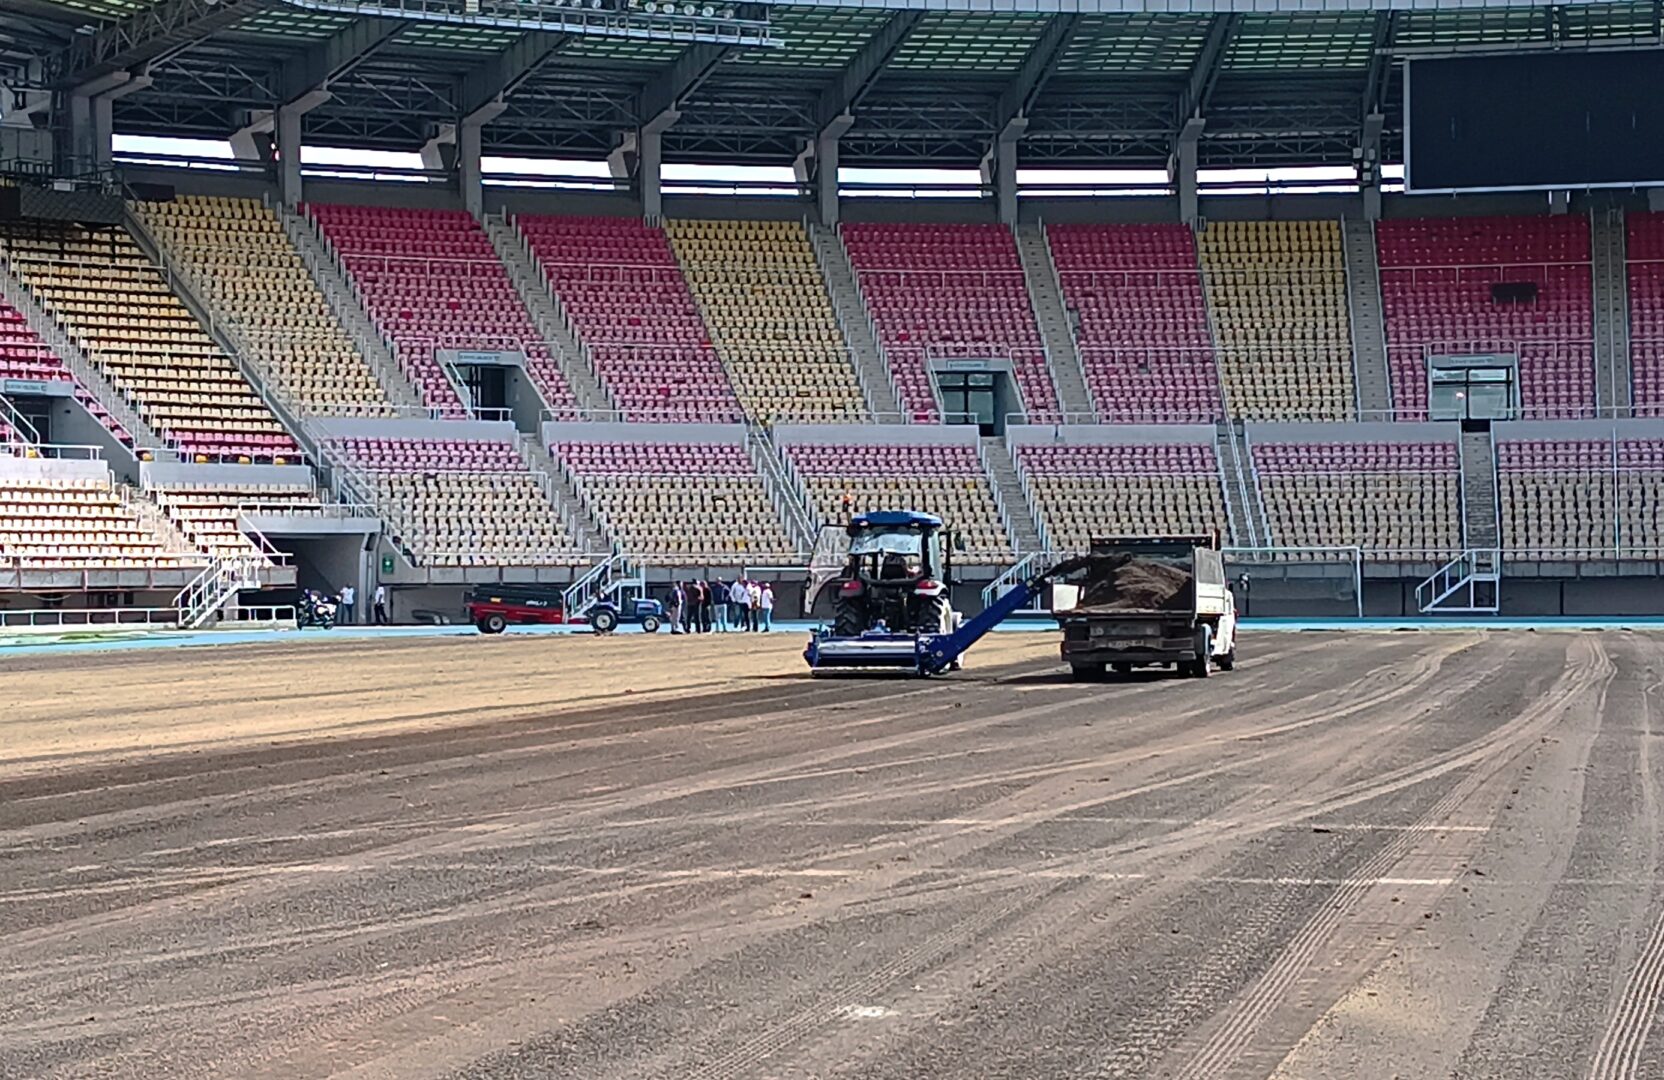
[296,590,338,630]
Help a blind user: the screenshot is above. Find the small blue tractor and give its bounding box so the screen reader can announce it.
[804,509,1062,676]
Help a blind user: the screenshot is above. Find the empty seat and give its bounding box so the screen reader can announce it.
[149,481,325,563]
[1198,221,1355,421]
[1016,442,1229,549]
[1379,215,1594,418]
[555,441,795,562]
[1048,224,1222,423]
[518,215,741,423]
[0,474,208,571]
[781,441,1012,561]
[323,437,584,566]
[1251,441,1461,558]
[667,218,866,424]
[310,205,576,419]
[1491,438,1664,558]
[0,222,300,462]
[137,196,400,418]
[1626,213,1664,414]
[842,223,1058,422]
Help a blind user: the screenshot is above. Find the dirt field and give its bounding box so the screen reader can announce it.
[3,628,1662,1078]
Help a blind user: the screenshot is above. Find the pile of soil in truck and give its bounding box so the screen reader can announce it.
[1050,552,1195,614]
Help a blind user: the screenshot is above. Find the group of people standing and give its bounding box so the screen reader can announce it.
[668,578,774,634]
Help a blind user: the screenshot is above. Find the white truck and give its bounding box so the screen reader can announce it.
[1052,535,1237,681]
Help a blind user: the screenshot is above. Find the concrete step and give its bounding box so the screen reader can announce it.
[1215,421,1271,549]
[485,217,615,416]
[517,435,608,555]
[1341,217,1393,419]
[980,434,1043,555]
[809,224,903,421]
[1459,426,1500,548]
[1014,224,1093,423]
[1590,207,1633,416]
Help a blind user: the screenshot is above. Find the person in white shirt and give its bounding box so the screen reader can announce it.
[372,583,388,625]
[338,583,356,625]
[760,583,774,632]
[746,580,762,632]
[729,578,749,630]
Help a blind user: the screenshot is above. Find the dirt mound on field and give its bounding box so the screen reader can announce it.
[1052,553,1194,614]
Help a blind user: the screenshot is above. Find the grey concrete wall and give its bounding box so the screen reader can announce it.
[1244,420,1460,446]
[541,421,746,445]
[772,422,980,447]
[139,461,316,487]
[1006,422,1216,447]
[310,417,517,442]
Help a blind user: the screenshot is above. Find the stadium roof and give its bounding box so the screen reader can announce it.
[7,0,1662,172]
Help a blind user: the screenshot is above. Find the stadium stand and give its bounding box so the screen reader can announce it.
[782,441,1011,559]
[1626,213,1664,414]
[310,205,574,418]
[325,436,582,566]
[148,482,323,562]
[0,224,298,461]
[1197,220,1355,421]
[1251,440,1462,558]
[0,474,204,570]
[517,215,740,422]
[138,196,396,417]
[841,223,1056,422]
[1378,216,1593,418]
[1016,441,1227,550]
[1047,224,1222,423]
[1497,439,1610,557]
[554,440,795,561]
[666,219,867,424]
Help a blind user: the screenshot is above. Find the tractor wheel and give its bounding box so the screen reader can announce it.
[833,592,866,637]
[590,608,618,634]
[641,615,662,634]
[915,594,949,635]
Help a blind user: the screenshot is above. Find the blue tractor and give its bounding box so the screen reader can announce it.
[827,510,959,639]
[806,508,1080,676]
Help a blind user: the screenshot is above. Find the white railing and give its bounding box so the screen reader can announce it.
[562,552,640,616]
[173,555,262,630]
[975,437,1022,555]
[1415,549,1501,613]
[0,604,296,630]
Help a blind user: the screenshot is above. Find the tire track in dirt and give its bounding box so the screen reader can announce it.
[1166,635,1613,1080]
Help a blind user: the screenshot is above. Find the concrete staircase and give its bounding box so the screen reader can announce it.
[1215,421,1270,549]
[1014,223,1095,422]
[0,261,162,449]
[1591,207,1633,417]
[517,434,609,555]
[1459,425,1500,549]
[484,215,615,416]
[1341,217,1394,419]
[979,435,1043,555]
[274,203,425,411]
[808,223,903,422]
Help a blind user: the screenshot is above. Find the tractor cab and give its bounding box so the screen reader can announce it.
[832,510,959,637]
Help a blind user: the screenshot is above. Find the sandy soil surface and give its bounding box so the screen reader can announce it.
[2,629,1661,1079]
[0,630,1057,774]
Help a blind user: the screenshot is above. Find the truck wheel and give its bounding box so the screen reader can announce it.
[590,608,618,634]
[1071,663,1105,682]
[641,615,661,634]
[1217,649,1235,671]
[915,594,949,635]
[1112,662,1132,675]
[832,593,865,637]
[1190,627,1212,678]
[481,613,507,635]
